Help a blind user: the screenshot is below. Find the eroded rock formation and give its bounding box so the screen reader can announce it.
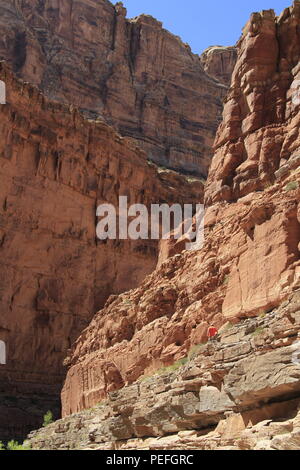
[61,167,300,416]
[206,4,300,204]
[0,61,203,441]
[2,0,300,451]
[60,3,300,423]
[27,293,300,450]
[200,46,237,86]
[0,0,228,176]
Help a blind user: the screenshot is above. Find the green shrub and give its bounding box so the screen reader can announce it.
[175,357,189,367]
[219,322,235,334]
[137,374,152,383]
[188,343,206,360]
[0,441,5,450]
[43,410,53,427]
[285,181,299,192]
[156,357,189,375]
[252,326,265,337]
[6,440,30,450]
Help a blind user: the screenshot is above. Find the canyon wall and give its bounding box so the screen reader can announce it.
[0,62,203,441]
[200,46,237,86]
[27,295,300,450]
[0,0,229,176]
[206,5,300,203]
[60,3,300,418]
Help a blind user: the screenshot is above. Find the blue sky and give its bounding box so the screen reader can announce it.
[122,0,292,54]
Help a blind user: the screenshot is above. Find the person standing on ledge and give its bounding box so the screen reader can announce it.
[207,325,219,342]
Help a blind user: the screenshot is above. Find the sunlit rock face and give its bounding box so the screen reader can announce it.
[0,61,203,442]
[28,294,300,450]
[205,4,300,204]
[60,3,300,418]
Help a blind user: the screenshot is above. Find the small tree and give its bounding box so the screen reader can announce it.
[43,410,53,427]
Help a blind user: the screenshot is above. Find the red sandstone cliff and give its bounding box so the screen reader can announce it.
[206,5,300,204]
[27,297,300,450]
[0,0,229,176]
[0,1,237,441]
[0,61,203,441]
[61,3,300,417]
[200,46,237,86]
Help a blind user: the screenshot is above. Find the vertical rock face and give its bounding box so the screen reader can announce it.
[0,0,234,443]
[200,46,237,86]
[0,62,203,441]
[0,0,228,176]
[205,3,300,204]
[26,295,300,451]
[61,3,300,417]
[61,178,300,416]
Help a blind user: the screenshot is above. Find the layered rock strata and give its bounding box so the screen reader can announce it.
[27,293,300,450]
[60,3,300,418]
[200,46,237,86]
[3,1,300,449]
[206,4,300,204]
[61,160,300,416]
[0,61,203,441]
[0,0,229,175]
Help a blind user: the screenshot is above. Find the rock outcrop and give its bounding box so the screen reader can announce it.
[27,293,300,450]
[59,3,300,421]
[0,0,228,176]
[2,0,300,451]
[0,61,203,442]
[200,46,237,86]
[61,167,300,416]
[206,4,300,204]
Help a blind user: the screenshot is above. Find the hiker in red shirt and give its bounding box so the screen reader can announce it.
[207,325,218,342]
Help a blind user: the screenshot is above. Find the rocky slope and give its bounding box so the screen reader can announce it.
[60,161,300,418]
[206,5,300,204]
[58,3,300,421]
[27,292,300,450]
[3,1,300,451]
[0,0,229,176]
[0,61,203,442]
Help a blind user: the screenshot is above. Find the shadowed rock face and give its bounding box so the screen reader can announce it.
[200,46,237,86]
[60,3,300,418]
[0,62,203,442]
[0,0,229,176]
